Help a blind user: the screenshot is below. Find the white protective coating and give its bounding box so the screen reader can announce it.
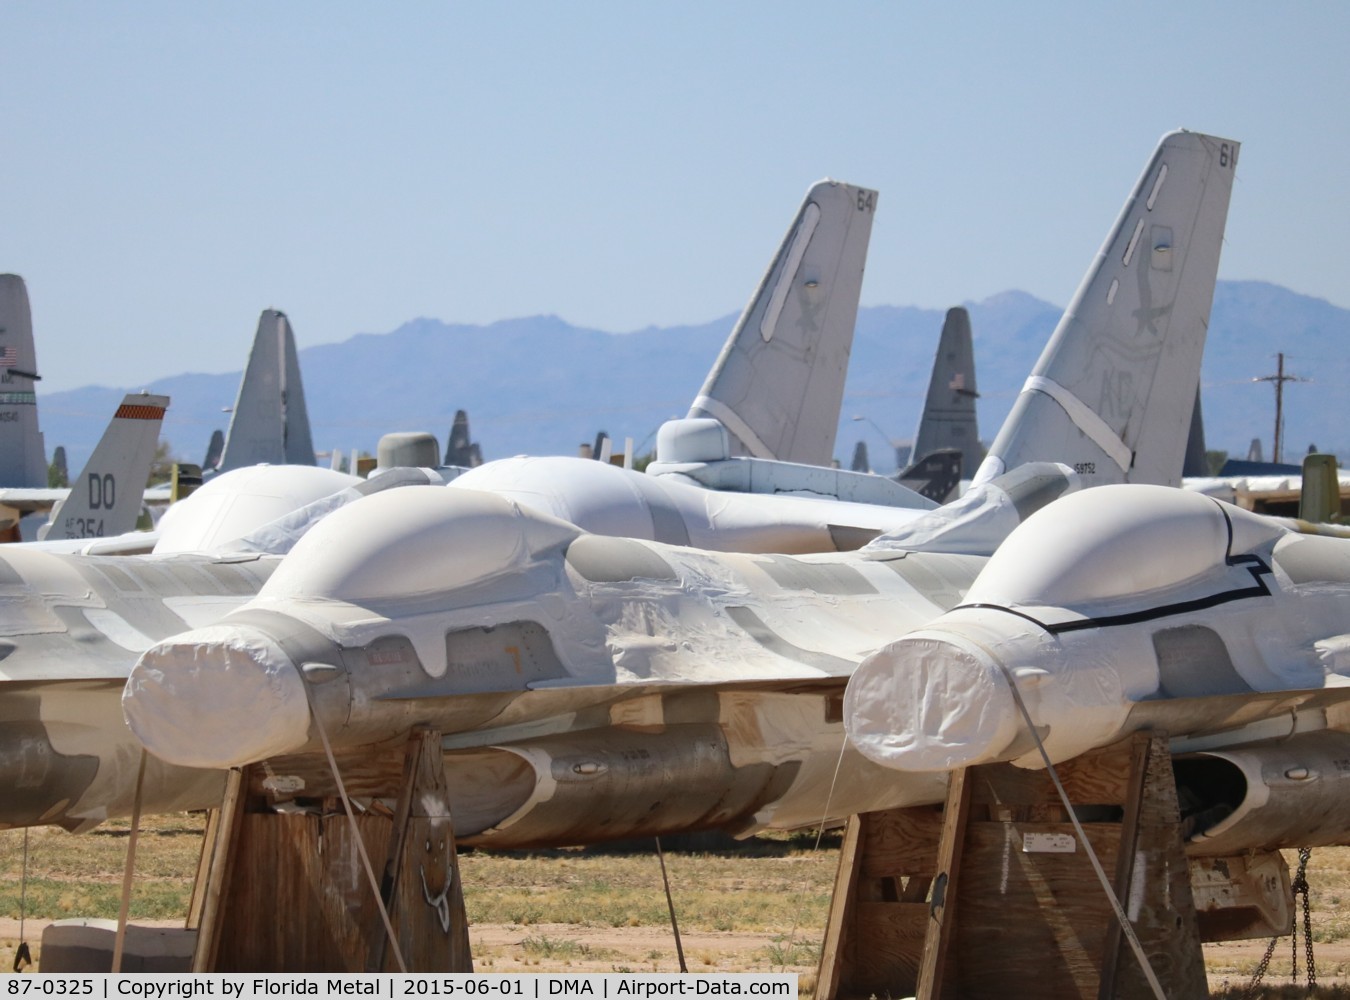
[452,455,938,555]
[153,465,359,554]
[962,484,1252,610]
[263,485,580,605]
[845,483,1350,775]
[124,624,310,768]
[861,478,1023,556]
[845,631,1021,771]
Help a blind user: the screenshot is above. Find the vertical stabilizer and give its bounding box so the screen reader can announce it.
[445,409,483,468]
[0,275,47,487]
[39,393,169,540]
[688,179,877,466]
[219,310,315,471]
[977,131,1238,488]
[1182,389,1208,478]
[911,307,983,480]
[202,428,225,472]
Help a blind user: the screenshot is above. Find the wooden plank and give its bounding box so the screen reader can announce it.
[951,821,1123,1000]
[851,902,927,994]
[381,729,473,972]
[916,766,972,1000]
[859,805,942,878]
[368,732,424,973]
[249,745,407,803]
[211,811,391,971]
[815,813,864,1000]
[1104,736,1207,999]
[186,805,222,931]
[1098,733,1152,998]
[191,767,245,973]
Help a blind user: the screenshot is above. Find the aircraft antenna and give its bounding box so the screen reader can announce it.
[1253,353,1309,464]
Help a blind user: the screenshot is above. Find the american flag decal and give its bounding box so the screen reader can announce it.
[0,347,17,367]
[114,404,166,420]
[949,372,965,391]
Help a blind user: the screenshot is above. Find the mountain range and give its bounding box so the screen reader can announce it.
[37,280,1350,475]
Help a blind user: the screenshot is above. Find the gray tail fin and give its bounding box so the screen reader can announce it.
[202,428,225,471]
[218,310,315,471]
[976,131,1239,488]
[850,440,869,473]
[911,307,983,480]
[1182,389,1208,477]
[445,409,483,467]
[688,179,877,466]
[38,393,169,540]
[0,275,47,487]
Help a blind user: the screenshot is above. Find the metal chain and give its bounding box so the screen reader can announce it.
[1242,934,1278,999]
[1244,848,1316,998]
[1294,847,1317,990]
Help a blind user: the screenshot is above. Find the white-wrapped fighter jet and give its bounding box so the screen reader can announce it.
[8,130,1239,836]
[123,131,1249,846]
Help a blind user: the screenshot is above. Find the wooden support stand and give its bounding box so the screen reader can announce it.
[817,733,1207,1000]
[191,728,473,973]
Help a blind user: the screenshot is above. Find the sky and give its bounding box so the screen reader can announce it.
[4,3,1349,394]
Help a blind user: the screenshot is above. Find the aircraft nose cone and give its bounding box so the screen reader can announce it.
[123,625,311,768]
[844,630,1021,772]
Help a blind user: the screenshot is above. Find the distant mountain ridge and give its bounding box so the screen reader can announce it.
[37,280,1350,473]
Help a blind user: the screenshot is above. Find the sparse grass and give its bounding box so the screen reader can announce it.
[12,816,1350,989]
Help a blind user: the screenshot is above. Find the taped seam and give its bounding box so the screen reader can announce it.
[1022,376,1132,472]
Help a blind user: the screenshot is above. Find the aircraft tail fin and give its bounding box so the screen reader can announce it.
[0,275,47,487]
[976,131,1239,488]
[1182,389,1208,478]
[897,448,964,503]
[202,428,225,472]
[850,440,869,473]
[218,310,315,472]
[688,179,877,466]
[912,307,983,480]
[445,409,483,467]
[38,393,169,541]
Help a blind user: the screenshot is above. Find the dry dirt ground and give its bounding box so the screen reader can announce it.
[4,917,1350,994]
[6,818,1350,995]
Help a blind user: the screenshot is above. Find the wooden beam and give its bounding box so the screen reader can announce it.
[916,766,972,1000]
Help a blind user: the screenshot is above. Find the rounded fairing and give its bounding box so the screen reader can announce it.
[154,465,360,554]
[261,485,581,605]
[963,483,1284,611]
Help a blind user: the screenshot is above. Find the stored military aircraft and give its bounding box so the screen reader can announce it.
[449,128,1236,556]
[156,177,888,554]
[123,131,1241,845]
[0,275,48,495]
[7,130,1239,834]
[844,481,1350,857]
[34,393,169,542]
[906,306,982,487]
[0,277,169,543]
[217,309,315,472]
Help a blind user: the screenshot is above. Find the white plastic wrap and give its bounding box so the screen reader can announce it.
[123,624,310,768]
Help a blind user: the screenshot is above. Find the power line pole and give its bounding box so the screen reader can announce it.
[1253,353,1308,464]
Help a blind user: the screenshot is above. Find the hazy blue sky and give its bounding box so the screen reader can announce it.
[4,3,1347,393]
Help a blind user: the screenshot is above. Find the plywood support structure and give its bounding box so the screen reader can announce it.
[817,733,1207,999]
[191,728,472,973]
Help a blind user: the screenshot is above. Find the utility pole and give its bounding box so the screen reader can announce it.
[1252,353,1308,464]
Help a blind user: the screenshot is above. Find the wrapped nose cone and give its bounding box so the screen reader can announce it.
[845,631,1021,772]
[123,625,311,768]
